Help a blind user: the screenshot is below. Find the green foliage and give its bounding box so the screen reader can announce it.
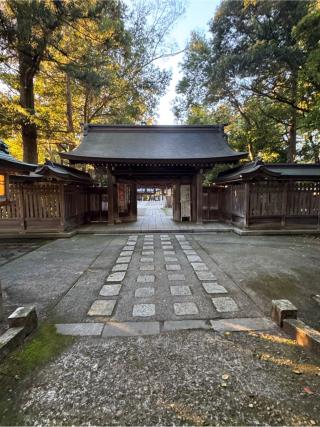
[175,0,320,163]
[203,163,235,185]
[0,0,184,161]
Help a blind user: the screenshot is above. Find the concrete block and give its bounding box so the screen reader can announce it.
[56,323,104,336]
[283,318,320,355]
[8,306,38,336]
[163,320,210,332]
[0,327,25,361]
[103,321,159,337]
[271,299,297,327]
[210,317,276,333]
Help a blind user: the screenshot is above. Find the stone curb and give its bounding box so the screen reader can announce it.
[55,317,277,338]
[0,306,38,361]
[1,227,320,239]
[271,299,320,355]
[283,318,320,355]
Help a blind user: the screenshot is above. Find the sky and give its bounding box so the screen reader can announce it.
[156,0,220,124]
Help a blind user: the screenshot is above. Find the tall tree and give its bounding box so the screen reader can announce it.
[0,0,125,163]
[175,0,319,162]
[0,0,184,162]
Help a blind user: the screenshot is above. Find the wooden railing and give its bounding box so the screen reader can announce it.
[202,181,320,229]
[0,182,89,233]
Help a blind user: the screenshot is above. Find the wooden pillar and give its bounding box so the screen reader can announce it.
[243,182,250,228]
[191,175,197,222]
[173,181,181,222]
[107,168,114,224]
[196,170,203,224]
[114,181,119,223]
[129,181,137,221]
[59,182,65,230]
[281,182,288,228]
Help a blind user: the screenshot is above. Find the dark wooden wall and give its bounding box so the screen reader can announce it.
[203,181,320,229]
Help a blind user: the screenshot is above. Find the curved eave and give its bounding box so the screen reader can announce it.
[216,167,281,184]
[60,152,248,165]
[35,167,91,183]
[0,159,37,172]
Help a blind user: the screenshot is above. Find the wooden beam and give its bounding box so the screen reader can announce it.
[196,170,203,224]
[173,180,181,222]
[244,182,250,228]
[107,168,114,224]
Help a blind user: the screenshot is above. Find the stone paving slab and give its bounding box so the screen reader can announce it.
[120,250,133,256]
[184,250,197,255]
[140,257,154,263]
[56,323,104,336]
[190,262,208,271]
[140,264,155,271]
[142,251,154,256]
[166,264,181,271]
[137,274,155,283]
[133,303,155,317]
[99,284,121,297]
[174,302,199,316]
[88,300,116,316]
[196,271,216,281]
[164,256,178,262]
[106,272,126,282]
[187,255,202,262]
[170,285,192,296]
[116,256,131,263]
[112,264,128,272]
[163,319,210,332]
[135,287,155,298]
[202,282,228,294]
[210,317,277,332]
[102,321,160,337]
[212,297,238,313]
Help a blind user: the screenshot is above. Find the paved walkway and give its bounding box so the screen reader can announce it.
[54,233,271,337]
[80,200,232,233]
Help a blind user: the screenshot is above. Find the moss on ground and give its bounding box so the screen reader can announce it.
[0,323,74,425]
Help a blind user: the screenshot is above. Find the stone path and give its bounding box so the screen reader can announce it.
[56,234,274,337]
[79,200,232,233]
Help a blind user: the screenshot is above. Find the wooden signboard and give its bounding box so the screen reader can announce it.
[180,184,191,220]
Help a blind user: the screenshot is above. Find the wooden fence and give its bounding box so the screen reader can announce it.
[203,181,320,229]
[1,180,319,232]
[0,182,89,233]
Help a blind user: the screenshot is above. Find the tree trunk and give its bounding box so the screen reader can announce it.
[83,87,91,123]
[248,141,255,161]
[19,52,38,164]
[287,73,298,163]
[309,134,320,163]
[287,109,297,163]
[66,74,74,132]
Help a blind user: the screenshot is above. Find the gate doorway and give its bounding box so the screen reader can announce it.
[137,185,173,224]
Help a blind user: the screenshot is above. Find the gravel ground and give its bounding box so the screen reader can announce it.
[0,241,44,267]
[9,330,320,426]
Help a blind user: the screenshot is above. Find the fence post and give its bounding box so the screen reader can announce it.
[18,184,26,231]
[244,182,250,228]
[59,183,65,229]
[281,182,288,228]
